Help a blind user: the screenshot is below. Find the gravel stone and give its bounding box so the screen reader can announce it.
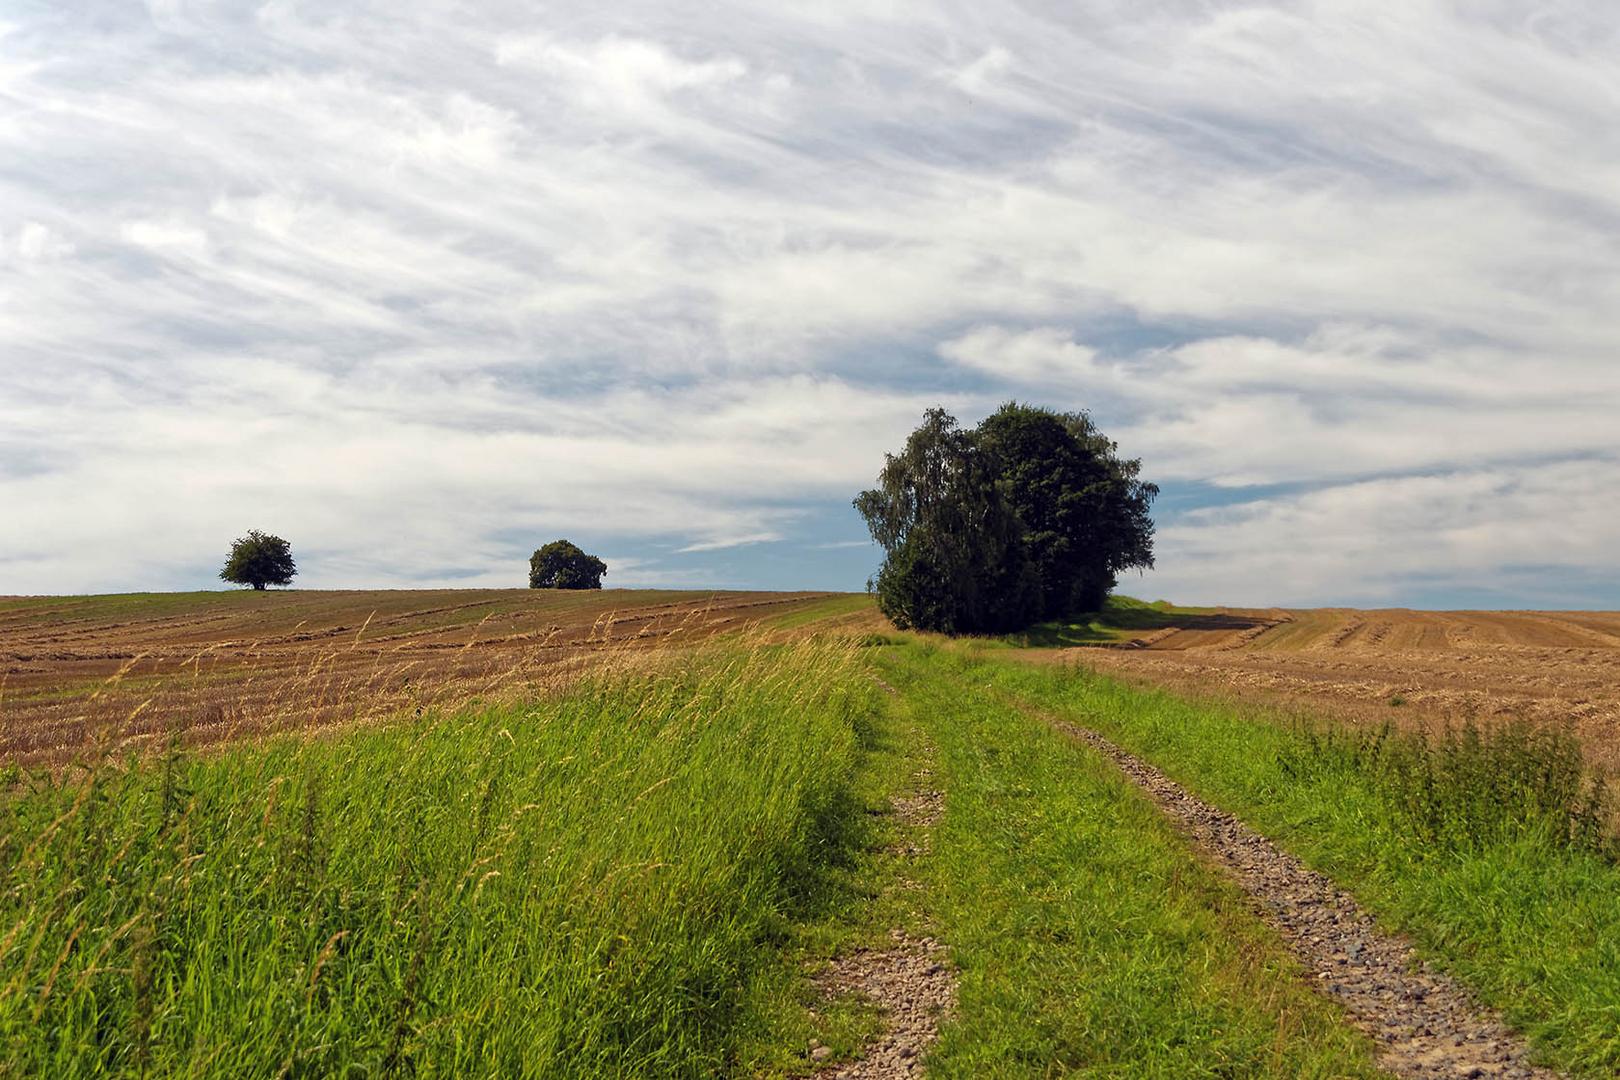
[816,932,956,1079]
[816,724,958,1078]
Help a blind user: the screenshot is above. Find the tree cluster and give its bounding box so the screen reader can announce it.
[529,539,607,590]
[218,533,609,592]
[854,403,1157,634]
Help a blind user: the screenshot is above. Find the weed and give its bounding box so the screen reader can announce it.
[1373,719,1613,854]
[1281,716,1614,857]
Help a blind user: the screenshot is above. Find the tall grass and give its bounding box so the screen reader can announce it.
[0,636,873,1077]
[950,643,1620,1075]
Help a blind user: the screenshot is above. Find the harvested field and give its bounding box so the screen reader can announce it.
[1071,606,1620,770]
[0,588,872,763]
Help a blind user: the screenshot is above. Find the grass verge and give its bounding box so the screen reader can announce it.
[0,636,874,1077]
[764,594,877,632]
[948,640,1620,1076]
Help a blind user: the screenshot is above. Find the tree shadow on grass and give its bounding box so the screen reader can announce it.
[1012,598,1268,649]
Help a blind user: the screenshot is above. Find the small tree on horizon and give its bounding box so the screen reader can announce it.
[220,530,297,591]
[529,540,607,590]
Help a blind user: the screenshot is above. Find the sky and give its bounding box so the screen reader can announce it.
[3,1,1618,607]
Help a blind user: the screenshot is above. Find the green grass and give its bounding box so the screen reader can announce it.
[875,642,1383,1078]
[17,595,1616,1077]
[739,652,940,1076]
[0,588,770,633]
[0,637,876,1078]
[0,591,263,624]
[944,642,1620,1076]
[1,622,1394,1078]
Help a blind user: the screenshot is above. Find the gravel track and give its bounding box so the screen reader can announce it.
[1040,709,1564,1080]
[816,931,955,1079]
[812,681,957,1077]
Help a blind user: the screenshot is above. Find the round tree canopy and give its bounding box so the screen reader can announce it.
[220,530,297,591]
[529,540,607,590]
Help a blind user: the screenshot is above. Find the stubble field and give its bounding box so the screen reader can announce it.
[9,590,1619,769]
[1047,604,1620,769]
[0,588,875,763]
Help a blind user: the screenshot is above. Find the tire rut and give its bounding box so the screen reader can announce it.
[1028,704,1562,1080]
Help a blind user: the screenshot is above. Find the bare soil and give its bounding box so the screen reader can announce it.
[0,588,855,763]
[1074,608,1620,770]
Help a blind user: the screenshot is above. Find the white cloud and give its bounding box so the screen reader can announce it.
[496,34,748,96]
[2,1,1619,602]
[13,222,75,261]
[677,532,782,554]
[1141,458,1620,607]
[144,0,185,25]
[940,326,1109,388]
[0,365,934,591]
[120,220,211,259]
[951,46,1014,97]
[939,323,1620,489]
[494,33,755,131]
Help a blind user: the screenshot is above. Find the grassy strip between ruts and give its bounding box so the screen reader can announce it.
[0,636,877,1078]
[939,639,1620,1077]
[875,640,1384,1078]
[764,594,879,632]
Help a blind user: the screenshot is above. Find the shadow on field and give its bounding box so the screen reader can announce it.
[1015,603,1269,648]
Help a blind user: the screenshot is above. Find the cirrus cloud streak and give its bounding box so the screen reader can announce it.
[3,1,1618,604]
